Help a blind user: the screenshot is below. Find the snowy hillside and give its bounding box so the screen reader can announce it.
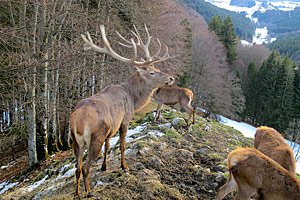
[204,0,300,44]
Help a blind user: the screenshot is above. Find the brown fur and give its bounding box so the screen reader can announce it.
[254,126,296,176]
[71,26,174,197]
[153,86,195,125]
[215,148,300,200]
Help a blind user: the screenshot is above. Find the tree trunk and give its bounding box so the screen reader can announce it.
[28,1,39,166]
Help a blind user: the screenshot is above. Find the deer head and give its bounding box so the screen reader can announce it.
[81,24,174,88]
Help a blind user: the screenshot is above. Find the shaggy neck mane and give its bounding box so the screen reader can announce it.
[122,72,155,111]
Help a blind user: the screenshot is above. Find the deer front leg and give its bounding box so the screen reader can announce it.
[215,172,237,200]
[101,138,110,171]
[119,124,129,170]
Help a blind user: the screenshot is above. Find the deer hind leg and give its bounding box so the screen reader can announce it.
[101,138,110,171]
[82,129,107,197]
[154,102,163,121]
[215,172,237,200]
[119,124,129,170]
[71,132,85,196]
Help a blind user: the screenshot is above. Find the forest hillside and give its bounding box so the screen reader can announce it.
[0,103,254,200]
[1,0,300,199]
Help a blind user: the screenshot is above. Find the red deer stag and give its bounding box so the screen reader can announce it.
[153,86,195,126]
[70,25,174,197]
[215,147,300,200]
[216,126,297,199]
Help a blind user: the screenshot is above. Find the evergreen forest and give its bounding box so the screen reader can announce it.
[268,31,300,62]
[182,0,256,42]
[253,7,300,36]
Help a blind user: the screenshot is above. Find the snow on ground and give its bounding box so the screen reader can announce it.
[0,181,19,194]
[252,27,276,45]
[101,125,147,152]
[220,115,300,174]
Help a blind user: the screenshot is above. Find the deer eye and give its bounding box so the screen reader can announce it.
[150,71,155,76]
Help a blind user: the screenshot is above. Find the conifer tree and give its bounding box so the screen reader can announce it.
[274,55,295,131]
[256,51,281,126]
[221,16,238,65]
[244,60,259,122]
[208,15,222,34]
[293,66,300,119]
[229,70,245,117]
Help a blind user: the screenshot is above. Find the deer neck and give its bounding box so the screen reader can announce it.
[121,73,155,111]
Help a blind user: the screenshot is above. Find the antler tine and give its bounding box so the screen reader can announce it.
[151,38,162,60]
[116,31,132,45]
[144,24,152,49]
[131,38,137,62]
[133,25,144,46]
[81,24,172,67]
[150,45,172,65]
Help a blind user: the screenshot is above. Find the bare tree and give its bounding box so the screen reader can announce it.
[284,119,300,162]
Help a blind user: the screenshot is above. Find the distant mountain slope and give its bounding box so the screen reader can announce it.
[268,31,300,62]
[182,0,256,41]
[253,7,300,36]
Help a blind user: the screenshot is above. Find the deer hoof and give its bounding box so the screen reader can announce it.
[87,192,93,198]
[101,165,107,171]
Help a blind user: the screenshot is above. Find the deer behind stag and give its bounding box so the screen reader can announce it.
[215,147,300,200]
[70,24,174,197]
[153,86,195,126]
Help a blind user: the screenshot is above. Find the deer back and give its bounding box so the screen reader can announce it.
[153,86,193,105]
[229,147,300,200]
[254,126,296,176]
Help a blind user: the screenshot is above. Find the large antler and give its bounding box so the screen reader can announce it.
[81,25,172,66]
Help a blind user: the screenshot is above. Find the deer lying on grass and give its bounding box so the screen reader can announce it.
[254,126,296,176]
[215,147,300,200]
[153,86,195,125]
[70,24,174,197]
[216,126,297,199]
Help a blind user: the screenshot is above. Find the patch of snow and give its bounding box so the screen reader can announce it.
[252,27,276,44]
[100,125,146,152]
[158,123,172,129]
[1,160,15,169]
[62,168,76,177]
[240,40,253,46]
[0,181,19,194]
[95,181,104,187]
[22,175,48,194]
[148,130,165,138]
[59,163,72,173]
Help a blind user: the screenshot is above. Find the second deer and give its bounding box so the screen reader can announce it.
[153,86,195,126]
[215,147,300,200]
[216,126,297,199]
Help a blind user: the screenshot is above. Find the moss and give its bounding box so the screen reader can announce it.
[208,153,224,160]
[164,129,182,138]
[147,124,160,130]
[296,173,300,182]
[160,126,170,133]
[189,123,205,136]
[136,141,147,149]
